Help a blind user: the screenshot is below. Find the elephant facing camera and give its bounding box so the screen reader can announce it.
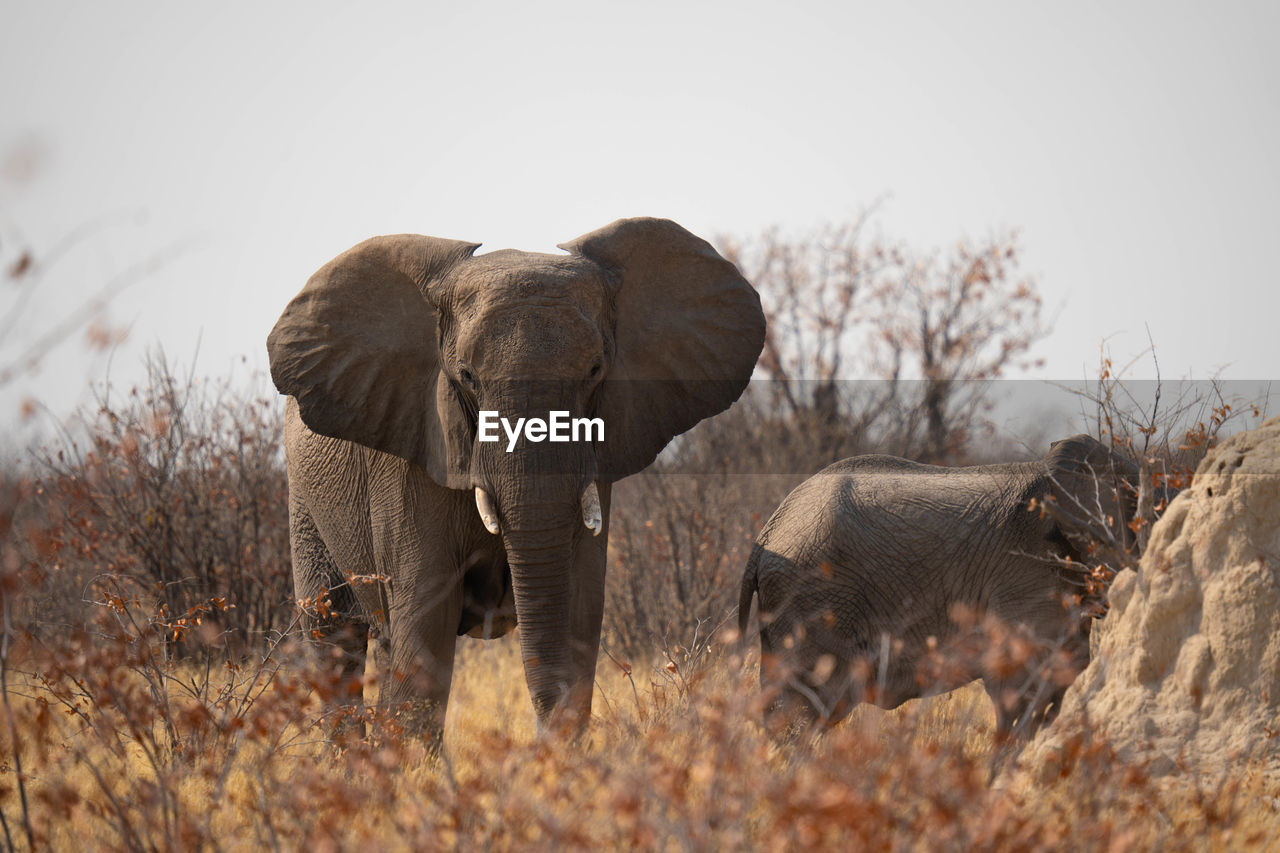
[268,217,765,746]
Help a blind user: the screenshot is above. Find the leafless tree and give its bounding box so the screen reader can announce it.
[721,215,1046,464]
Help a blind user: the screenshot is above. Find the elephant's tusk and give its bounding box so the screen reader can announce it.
[475,487,501,535]
[581,481,602,536]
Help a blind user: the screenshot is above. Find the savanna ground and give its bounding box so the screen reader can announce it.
[3,620,1277,850]
[2,219,1277,850]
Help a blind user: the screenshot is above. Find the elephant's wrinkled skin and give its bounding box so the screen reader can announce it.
[269,218,764,742]
[739,435,1163,741]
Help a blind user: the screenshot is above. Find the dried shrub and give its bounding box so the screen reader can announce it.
[1046,351,1271,614]
[21,352,293,652]
[605,464,773,658]
[720,215,1046,466]
[4,616,1275,851]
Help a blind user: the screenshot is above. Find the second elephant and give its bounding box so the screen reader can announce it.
[739,435,1166,741]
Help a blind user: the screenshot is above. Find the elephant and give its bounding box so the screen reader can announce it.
[738,434,1166,744]
[268,217,765,743]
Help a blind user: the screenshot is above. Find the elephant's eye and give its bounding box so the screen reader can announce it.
[588,362,602,379]
[459,367,478,389]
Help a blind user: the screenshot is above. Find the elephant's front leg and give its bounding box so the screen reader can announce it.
[380,568,463,749]
[368,459,467,750]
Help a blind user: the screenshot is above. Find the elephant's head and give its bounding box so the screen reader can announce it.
[267,217,765,723]
[1040,433,1175,573]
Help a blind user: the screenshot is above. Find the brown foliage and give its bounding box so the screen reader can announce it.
[720,216,1046,465]
[20,352,293,652]
[1,617,1274,850]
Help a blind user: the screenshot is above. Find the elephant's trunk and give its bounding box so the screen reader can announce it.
[498,480,594,730]
[475,382,599,730]
[503,521,580,725]
[484,448,595,731]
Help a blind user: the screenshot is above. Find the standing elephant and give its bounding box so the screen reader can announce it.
[268,217,764,743]
[738,435,1163,741]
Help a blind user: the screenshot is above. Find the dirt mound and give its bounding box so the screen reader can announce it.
[1017,417,1280,781]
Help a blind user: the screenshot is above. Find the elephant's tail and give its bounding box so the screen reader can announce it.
[737,544,763,642]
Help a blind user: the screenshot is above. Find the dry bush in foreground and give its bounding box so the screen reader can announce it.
[1,615,1276,850]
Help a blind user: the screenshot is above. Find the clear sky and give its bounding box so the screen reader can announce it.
[2,1,1277,437]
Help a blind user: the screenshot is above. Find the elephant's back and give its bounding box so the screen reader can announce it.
[754,454,1045,581]
[832,455,1042,525]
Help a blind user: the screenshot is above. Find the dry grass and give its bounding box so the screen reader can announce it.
[2,625,1277,852]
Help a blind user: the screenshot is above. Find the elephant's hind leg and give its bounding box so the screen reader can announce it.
[760,620,860,741]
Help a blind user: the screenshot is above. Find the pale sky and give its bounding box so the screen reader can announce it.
[2,1,1277,438]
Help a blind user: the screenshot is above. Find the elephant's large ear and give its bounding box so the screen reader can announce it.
[559,218,765,481]
[1043,434,1140,560]
[267,235,479,487]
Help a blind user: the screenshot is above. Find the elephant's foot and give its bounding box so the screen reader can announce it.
[532,684,595,743]
[373,696,447,757]
[327,703,369,745]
